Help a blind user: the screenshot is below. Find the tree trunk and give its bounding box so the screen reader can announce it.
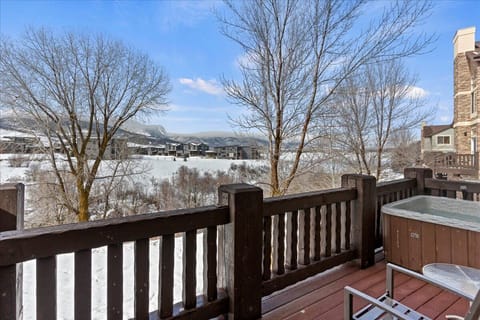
[78,190,89,222]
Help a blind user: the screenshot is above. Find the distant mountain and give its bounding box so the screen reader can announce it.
[0,114,267,147]
[169,132,268,147]
[120,119,167,139]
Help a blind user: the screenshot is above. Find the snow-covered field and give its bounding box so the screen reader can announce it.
[0,154,265,184]
[0,154,263,319]
[1,152,404,319]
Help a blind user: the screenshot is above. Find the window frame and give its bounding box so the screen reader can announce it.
[437,135,451,145]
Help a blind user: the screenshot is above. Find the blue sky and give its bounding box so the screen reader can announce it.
[1,0,479,134]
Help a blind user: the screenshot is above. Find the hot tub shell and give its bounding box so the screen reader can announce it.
[382,195,480,272]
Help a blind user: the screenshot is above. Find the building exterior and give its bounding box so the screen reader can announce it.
[213,145,261,160]
[183,143,209,157]
[166,143,184,157]
[453,26,479,156]
[84,137,128,160]
[421,125,455,153]
[0,136,41,153]
[421,26,479,178]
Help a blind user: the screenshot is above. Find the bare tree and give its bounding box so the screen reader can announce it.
[0,28,170,221]
[390,130,421,173]
[335,60,429,179]
[219,0,434,195]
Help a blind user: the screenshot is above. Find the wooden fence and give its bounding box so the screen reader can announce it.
[2,168,479,319]
[433,152,479,178]
[425,177,480,201]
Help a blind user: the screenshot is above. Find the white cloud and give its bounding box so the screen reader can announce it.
[168,103,227,113]
[179,78,223,96]
[439,115,451,122]
[235,51,256,69]
[406,86,429,98]
[155,1,218,31]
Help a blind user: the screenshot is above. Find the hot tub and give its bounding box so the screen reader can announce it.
[382,195,480,271]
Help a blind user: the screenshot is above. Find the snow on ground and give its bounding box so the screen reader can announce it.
[22,234,205,320]
[142,155,265,180]
[0,154,265,185]
[1,152,406,318]
[0,154,254,319]
[0,128,36,139]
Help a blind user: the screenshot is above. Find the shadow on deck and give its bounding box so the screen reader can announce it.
[262,257,470,320]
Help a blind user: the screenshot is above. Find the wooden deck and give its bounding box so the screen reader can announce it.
[262,259,470,319]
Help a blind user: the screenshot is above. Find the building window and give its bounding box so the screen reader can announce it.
[472,77,477,114]
[472,91,477,113]
[437,136,450,145]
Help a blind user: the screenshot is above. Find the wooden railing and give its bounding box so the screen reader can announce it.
[434,152,479,177]
[0,205,231,320]
[261,187,357,296]
[5,168,475,320]
[425,178,480,201]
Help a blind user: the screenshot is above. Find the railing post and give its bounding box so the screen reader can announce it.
[341,175,376,269]
[0,183,25,320]
[404,168,433,195]
[218,183,263,320]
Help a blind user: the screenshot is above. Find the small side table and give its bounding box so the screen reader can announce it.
[422,263,480,301]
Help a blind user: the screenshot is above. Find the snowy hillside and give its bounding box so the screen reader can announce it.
[0,114,267,147]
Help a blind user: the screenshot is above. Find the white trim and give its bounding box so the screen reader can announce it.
[454,90,473,97]
[453,118,480,127]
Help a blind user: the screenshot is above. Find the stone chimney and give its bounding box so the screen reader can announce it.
[453,26,476,58]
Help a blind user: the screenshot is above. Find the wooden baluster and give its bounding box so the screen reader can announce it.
[183,230,196,309]
[446,190,456,198]
[203,227,217,301]
[75,249,91,320]
[375,197,382,246]
[37,256,56,319]
[108,243,123,320]
[335,203,342,254]
[159,234,174,318]
[313,206,321,261]
[0,183,24,320]
[271,215,279,274]
[135,239,149,319]
[286,211,298,270]
[262,217,272,280]
[298,208,310,265]
[325,204,332,257]
[277,213,285,275]
[345,200,351,250]
[463,191,474,201]
[0,264,16,320]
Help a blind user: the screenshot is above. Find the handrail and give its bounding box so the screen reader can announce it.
[1,170,444,319]
[0,205,229,266]
[434,152,479,170]
[263,187,356,216]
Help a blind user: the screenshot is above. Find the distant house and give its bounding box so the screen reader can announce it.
[83,137,128,160]
[127,143,165,156]
[166,143,184,157]
[213,145,260,160]
[0,136,41,153]
[421,124,455,152]
[183,142,209,157]
[421,26,479,178]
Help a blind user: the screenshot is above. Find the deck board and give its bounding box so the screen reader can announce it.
[261,260,470,319]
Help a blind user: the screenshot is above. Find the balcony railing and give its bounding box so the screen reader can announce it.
[1,168,478,320]
[434,152,479,177]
